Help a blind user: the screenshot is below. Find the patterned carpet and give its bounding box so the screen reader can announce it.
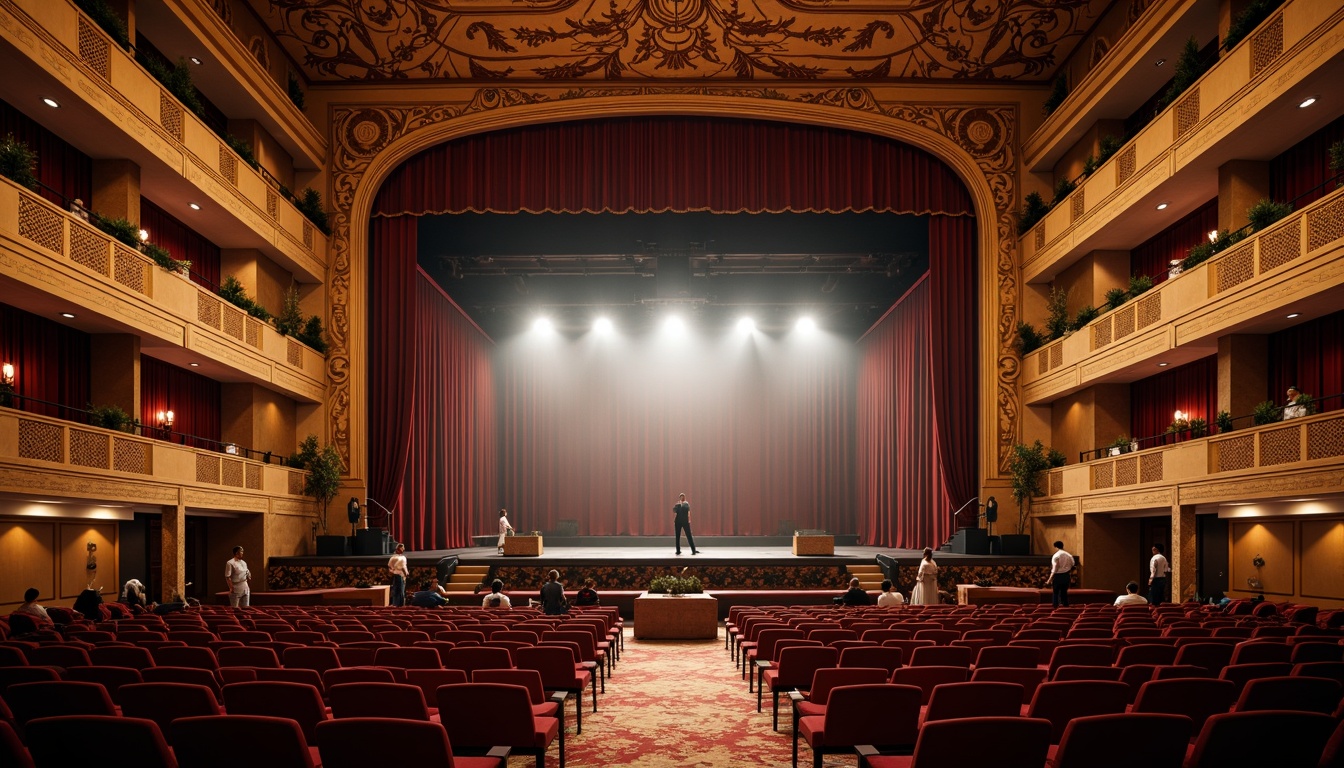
[558,626,815,768]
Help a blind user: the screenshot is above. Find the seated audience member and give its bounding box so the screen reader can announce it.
[72,587,105,621]
[840,577,871,606]
[412,579,450,608]
[573,579,600,606]
[1114,581,1148,606]
[122,578,152,611]
[153,594,193,615]
[1283,385,1309,420]
[876,579,906,607]
[13,587,50,620]
[483,578,512,608]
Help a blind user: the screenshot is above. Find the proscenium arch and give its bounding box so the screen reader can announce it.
[330,92,1017,508]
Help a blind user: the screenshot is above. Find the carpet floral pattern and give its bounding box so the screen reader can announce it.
[563,628,809,767]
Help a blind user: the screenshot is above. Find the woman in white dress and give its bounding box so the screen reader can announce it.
[496,508,515,554]
[912,547,940,605]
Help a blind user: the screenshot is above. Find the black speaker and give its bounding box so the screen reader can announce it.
[346,497,361,525]
[354,528,390,556]
[984,496,998,523]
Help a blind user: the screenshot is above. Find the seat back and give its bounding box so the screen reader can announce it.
[923,681,1024,722]
[1051,664,1123,682]
[152,646,219,671]
[5,681,117,727]
[403,668,469,706]
[1051,713,1192,768]
[444,645,513,675]
[515,645,584,689]
[1115,643,1177,668]
[909,645,972,668]
[139,666,222,701]
[379,630,432,647]
[323,666,396,689]
[217,646,281,669]
[838,645,902,675]
[912,628,960,646]
[63,666,143,704]
[820,683,922,750]
[256,667,326,695]
[25,646,91,668]
[119,682,222,733]
[1218,662,1294,695]
[315,717,455,768]
[805,667,889,707]
[473,668,548,704]
[25,715,174,768]
[1230,641,1292,666]
[889,665,968,705]
[974,645,1039,669]
[907,716,1051,768]
[171,715,315,768]
[771,646,838,689]
[1235,675,1343,715]
[807,629,859,647]
[329,682,431,720]
[1025,680,1131,742]
[969,667,1047,705]
[282,646,342,675]
[374,646,443,671]
[437,682,554,750]
[223,681,328,741]
[1131,678,1236,734]
[1186,710,1335,768]
[1046,644,1114,676]
[1173,642,1235,675]
[1292,661,1344,684]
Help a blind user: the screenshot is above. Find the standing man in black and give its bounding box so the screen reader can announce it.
[673,493,700,555]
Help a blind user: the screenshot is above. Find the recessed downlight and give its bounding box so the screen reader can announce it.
[189,57,203,65]
[1157,362,1168,367]
[1155,58,1166,67]
[60,312,75,318]
[1155,202,1169,210]
[189,362,200,367]
[188,203,201,211]
[1298,96,1318,108]
[1286,313,1301,319]
[42,97,60,108]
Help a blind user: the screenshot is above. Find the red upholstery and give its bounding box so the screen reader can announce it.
[797,683,921,768]
[171,715,316,768]
[222,681,328,742]
[1186,710,1335,768]
[921,681,1022,723]
[26,715,176,768]
[1131,678,1236,736]
[1234,675,1343,714]
[858,716,1051,768]
[1049,713,1191,768]
[315,717,504,768]
[329,682,434,720]
[119,682,222,733]
[1023,680,1129,743]
[437,682,560,768]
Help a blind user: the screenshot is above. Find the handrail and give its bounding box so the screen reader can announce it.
[1078,391,1344,463]
[0,393,294,466]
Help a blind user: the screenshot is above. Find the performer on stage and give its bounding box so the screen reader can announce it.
[673,493,699,555]
[497,508,515,554]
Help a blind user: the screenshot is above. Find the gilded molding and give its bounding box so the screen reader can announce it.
[1079,488,1174,512]
[1078,329,1168,379]
[1179,467,1344,504]
[0,466,181,505]
[187,329,273,379]
[1030,498,1079,517]
[326,87,1018,476]
[183,487,269,512]
[270,498,315,516]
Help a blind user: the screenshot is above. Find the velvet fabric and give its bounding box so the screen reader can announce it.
[1129,357,1218,445]
[140,198,221,290]
[0,302,90,419]
[1131,198,1218,285]
[139,355,221,447]
[0,97,92,208]
[1269,309,1344,414]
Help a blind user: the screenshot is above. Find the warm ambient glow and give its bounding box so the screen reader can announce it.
[795,316,818,333]
[1174,410,1186,421]
[593,317,614,335]
[1,362,13,384]
[662,315,687,335]
[138,229,149,243]
[736,317,756,334]
[157,410,174,428]
[531,317,553,333]
[1207,230,1219,243]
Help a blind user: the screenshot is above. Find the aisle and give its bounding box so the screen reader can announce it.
[560,626,802,767]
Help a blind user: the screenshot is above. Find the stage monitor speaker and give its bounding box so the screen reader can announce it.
[949,526,990,555]
[984,497,999,523]
[354,527,390,556]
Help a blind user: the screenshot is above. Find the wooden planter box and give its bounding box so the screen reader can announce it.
[792,534,834,556]
[504,535,543,556]
[633,592,718,640]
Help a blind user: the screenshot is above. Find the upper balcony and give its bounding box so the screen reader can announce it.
[1019,0,1344,285]
[0,176,326,404]
[1020,182,1344,406]
[0,0,328,283]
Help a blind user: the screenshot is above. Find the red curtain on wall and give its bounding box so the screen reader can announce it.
[1269,309,1344,413]
[0,98,92,208]
[368,216,420,531]
[1271,114,1344,208]
[857,278,936,548]
[139,355,220,446]
[1129,356,1218,444]
[140,198,221,289]
[1131,198,1218,285]
[929,216,979,528]
[0,302,90,418]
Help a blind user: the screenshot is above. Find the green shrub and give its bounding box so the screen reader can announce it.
[299,315,328,355]
[1081,155,1098,177]
[0,134,39,191]
[1222,0,1286,52]
[88,403,133,432]
[218,276,269,320]
[1189,417,1209,438]
[1071,304,1099,331]
[223,134,260,170]
[141,241,190,274]
[1051,177,1076,206]
[1330,140,1344,187]
[1017,191,1049,236]
[1182,242,1215,271]
[1127,273,1154,297]
[1015,321,1045,355]
[1246,198,1293,232]
[1044,287,1070,340]
[1160,37,1209,110]
[137,53,204,117]
[287,71,306,111]
[1216,410,1234,433]
[1104,287,1129,310]
[1047,448,1067,468]
[1043,74,1069,116]
[1252,400,1279,426]
[91,214,141,248]
[649,575,702,594]
[74,0,129,48]
[1109,435,1134,454]
[276,285,304,337]
[296,188,331,235]
[1097,134,1124,164]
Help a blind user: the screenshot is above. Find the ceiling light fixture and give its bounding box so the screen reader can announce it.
[1286,313,1300,319]
[736,317,756,334]
[189,202,201,211]
[532,317,553,333]
[593,317,613,335]
[42,97,60,108]
[1298,96,1317,108]
[60,312,75,319]
[1155,58,1166,67]
[1155,202,1169,210]
[1207,230,1219,243]
[189,362,200,367]
[190,57,203,65]
[796,317,818,333]
[1157,362,1168,367]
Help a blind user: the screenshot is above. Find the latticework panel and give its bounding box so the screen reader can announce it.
[1215,436,1255,472]
[1092,317,1113,350]
[1049,343,1062,370]
[69,429,110,469]
[1250,14,1283,76]
[1114,456,1139,486]
[1307,418,1344,461]
[112,250,148,295]
[196,454,221,484]
[1137,294,1161,329]
[77,18,111,81]
[1091,462,1114,490]
[1070,188,1084,223]
[222,307,244,341]
[288,471,305,496]
[1114,305,1136,339]
[1175,88,1201,139]
[1037,350,1050,375]
[159,93,183,141]
[1258,225,1301,273]
[112,438,151,474]
[69,224,110,276]
[245,319,261,348]
[18,420,63,463]
[222,459,244,488]
[219,145,238,186]
[19,197,65,254]
[1140,452,1164,483]
[1034,226,1045,251]
[267,190,278,220]
[1307,196,1344,253]
[246,464,263,490]
[1216,244,1255,293]
[1258,426,1301,466]
[1049,471,1063,496]
[1117,145,1136,185]
[198,292,222,329]
[287,339,302,367]
[303,222,315,250]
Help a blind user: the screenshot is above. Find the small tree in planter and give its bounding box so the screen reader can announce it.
[0,134,39,191]
[1216,410,1235,433]
[296,434,342,538]
[1007,441,1053,551]
[1252,400,1279,426]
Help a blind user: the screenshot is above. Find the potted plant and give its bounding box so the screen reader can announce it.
[296,434,346,555]
[648,574,702,595]
[1005,441,1052,555]
[1252,400,1279,426]
[0,133,39,191]
[1107,435,1134,456]
[1216,410,1235,434]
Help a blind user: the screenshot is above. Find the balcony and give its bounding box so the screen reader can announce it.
[1034,408,1344,513]
[1020,182,1344,405]
[1018,0,1344,284]
[0,177,326,403]
[0,0,327,282]
[0,407,309,508]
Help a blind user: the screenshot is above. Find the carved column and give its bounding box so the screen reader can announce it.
[1171,503,1197,604]
[91,159,141,225]
[161,497,186,603]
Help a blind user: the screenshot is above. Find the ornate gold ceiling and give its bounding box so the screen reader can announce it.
[249,0,1110,82]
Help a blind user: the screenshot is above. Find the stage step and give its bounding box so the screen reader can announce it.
[446,565,489,592]
[846,564,885,589]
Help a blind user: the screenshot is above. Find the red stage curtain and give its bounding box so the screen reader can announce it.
[374,116,973,217]
[1131,198,1218,285]
[1271,114,1344,209]
[1129,356,1218,444]
[140,198,221,290]
[139,355,220,447]
[0,97,92,209]
[367,217,419,530]
[399,271,496,548]
[0,302,90,419]
[928,216,979,528]
[857,277,936,548]
[1268,309,1344,414]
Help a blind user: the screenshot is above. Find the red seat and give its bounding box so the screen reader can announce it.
[1051,664,1123,682]
[25,646,91,668]
[1114,643,1177,668]
[445,646,513,677]
[857,716,1051,768]
[217,646,281,669]
[1023,680,1130,743]
[323,666,396,690]
[152,646,219,671]
[797,683,921,768]
[26,715,175,768]
[791,666,890,731]
[5,681,117,731]
[283,646,342,676]
[974,645,1039,669]
[1173,642,1234,675]
[171,714,317,768]
[969,667,1047,705]
[1186,710,1335,768]
[921,681,1022,724]
[63,665,143,704]
[223,681,329,743]
[889,665,968,705]
[908,645,972,668]
[315,717,505,768]
[514,645,593,734]
[761,646,838,730]
[119,682,222,733]
[140,666,222,701]
[329,682,434,720]
[1131,677,1235,737]
[1234,675,1343,714]
[1229,640,1292,666]
[438,682,561,768]
[838,645,903,676]
[0,721,33,768]
[1048,712,1192,768]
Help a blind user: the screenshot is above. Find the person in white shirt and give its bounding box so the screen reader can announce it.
[497,508,515,554]
[483,578,512,608]
[877,579,906,607]
[13,587,50,621]
[1114,581,1148,606]
[388,543,409,606]
[1283,386,1309,420]
[1149,543,1170,605]
[1046,540,1075,607]
[224,546,250,608]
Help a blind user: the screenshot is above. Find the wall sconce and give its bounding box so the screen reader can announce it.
[138,229,150,243]
[1207,230,1218,243]
[1173,410,1186,422]
[157,410,174,428]
[1,362,13,385]
[224,443,239,455]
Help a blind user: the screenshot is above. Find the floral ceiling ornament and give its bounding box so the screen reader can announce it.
[253,0,1106,81]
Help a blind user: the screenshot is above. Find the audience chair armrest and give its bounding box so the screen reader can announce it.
[487,746,512,766]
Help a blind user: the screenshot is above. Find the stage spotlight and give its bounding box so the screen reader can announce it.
[736,317,756,334]
[795,316,818,333]
[594,317,614,335]
[532,317,553,333]
[663,315,687,335]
